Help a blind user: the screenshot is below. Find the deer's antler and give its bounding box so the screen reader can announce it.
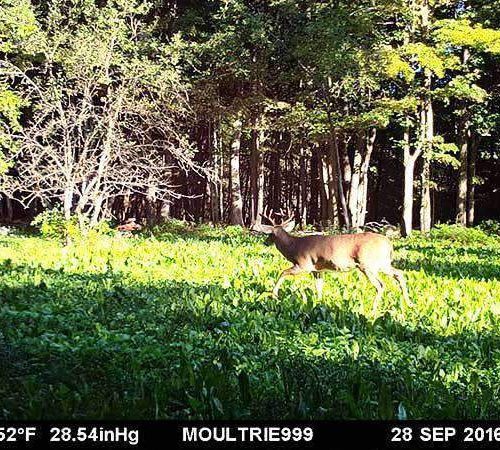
[260,206,294,227]
[260,206,277,226]
[278,207,294,226]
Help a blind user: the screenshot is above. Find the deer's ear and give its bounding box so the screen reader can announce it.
[282,220,295,232]
[251,223,275,234]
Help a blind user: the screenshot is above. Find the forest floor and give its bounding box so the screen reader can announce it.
[0,223,499,419]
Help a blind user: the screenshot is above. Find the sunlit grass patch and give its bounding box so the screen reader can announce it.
[0,224,499,419]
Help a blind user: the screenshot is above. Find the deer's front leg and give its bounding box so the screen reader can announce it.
[272,265,304,298]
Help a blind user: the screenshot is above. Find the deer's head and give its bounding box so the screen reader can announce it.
[251,207,295,245]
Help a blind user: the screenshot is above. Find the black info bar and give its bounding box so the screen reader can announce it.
[1,421,500,449]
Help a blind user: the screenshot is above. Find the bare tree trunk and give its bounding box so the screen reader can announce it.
[63,184,74,221]
[467,133,479,226]
[123,190,131,221]
[309,147,320,225]
[206,181,214,223]
[159,200,170,221]
[299,146,308,227]
[339,134,352,199]
[359,127,376,227]
[348,128,376,229]
[419,70,433,233]
[456,47,471,226]
[250,119,265,226]
[146,185,157,225]
[270,139,282,212]
[420,156,431,232]
[229,117,244,226]
[217,124,224,222]
[329,132,350,228]
[420,103,433,232]
[63,181,75,245]
[418,0,433,233]
[90,193,105,226]
[456,118,470,226]
[400,18,416,237]
[5,197,13,223]
[348,132,363,229]
[209,121,223,223]
[89,93,123,227]
[318,145,331,226]
[402,124,420,237]
[196,123,210,222]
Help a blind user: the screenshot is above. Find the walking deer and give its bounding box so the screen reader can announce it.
[251,208,412,313]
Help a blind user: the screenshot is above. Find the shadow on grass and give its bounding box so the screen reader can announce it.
[0,259,499,420]
[394,238,500,282]
[394,256,500,282]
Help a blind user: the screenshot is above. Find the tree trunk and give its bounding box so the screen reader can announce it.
[90,193,104,226]
[63,183,74,221]
[348,132,364,229]
[339,133,352,199]
[299,146,308,227]
[229,117,244,226]
[146,185,157,226]
[250,121,265,226]
[358,127,376,227]
[400,16,416,237]
[402,160,416,237]
[402,124,418,237]
[309,147,320,225]
[467,133,479,226]
[209,121,223,223]
[123,190,131,221]
[89,92,122,227]
[63,183,75,246]
[196,123,210,222]
[418,0,433,233]
[318,144,332,226]
[348,128,376,229]
[329,132,350,228]
[456,116,470,226]
[456,47,471,226]
[270,140,281,212]
[420,156,431,232]
[5,197,13,223]
[159,200,170,221]
[419,69,433,233]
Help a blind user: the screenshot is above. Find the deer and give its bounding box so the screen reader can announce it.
[251,208,413,313]
[116,218,143,235]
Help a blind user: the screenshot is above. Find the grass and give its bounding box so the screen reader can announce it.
[0,223,499,420]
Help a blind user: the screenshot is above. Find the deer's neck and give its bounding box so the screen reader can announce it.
[273,228,296,262]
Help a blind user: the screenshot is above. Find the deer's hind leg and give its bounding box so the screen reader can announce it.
[358,266,385,314]
[383,266,413,308]
[272,265,308,298]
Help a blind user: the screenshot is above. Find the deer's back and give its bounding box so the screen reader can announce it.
[292,232,392,271]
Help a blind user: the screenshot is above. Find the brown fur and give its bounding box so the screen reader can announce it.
[253,223,412,312]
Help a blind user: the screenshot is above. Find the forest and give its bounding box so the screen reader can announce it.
[1,0,500,422]
[0,0,499,232]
